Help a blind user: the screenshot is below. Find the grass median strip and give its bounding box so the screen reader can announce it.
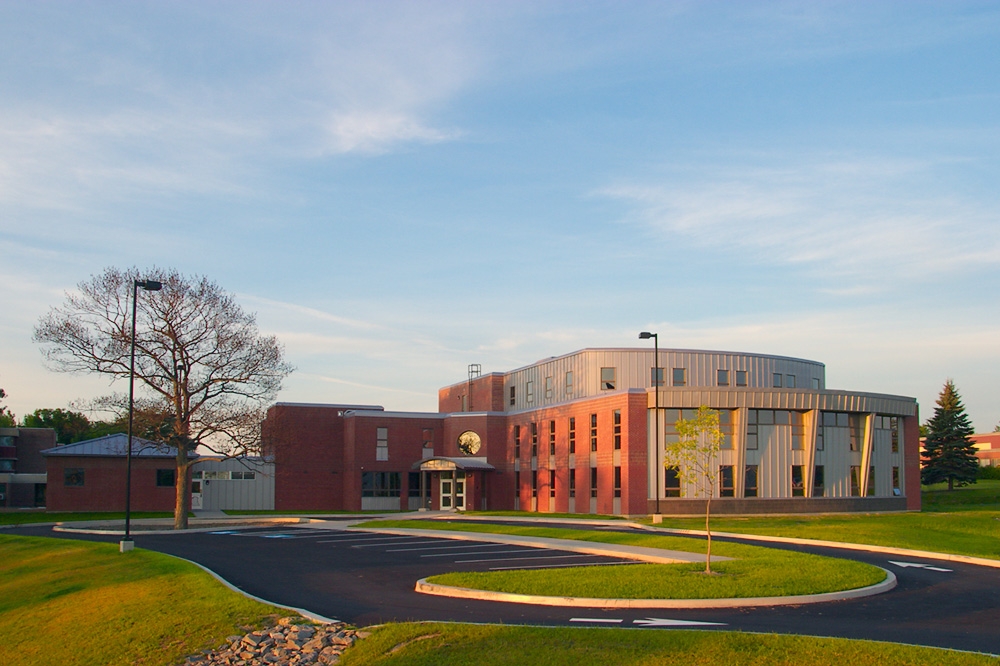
[0,534,280,666]
[340,622,996,666]
[362,520,885,598]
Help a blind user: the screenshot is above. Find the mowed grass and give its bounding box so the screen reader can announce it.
[365,520,885,598]
[0,535,280,666]
[0,510,174,526]
[651,482,1000,560]
[340,622,997,666]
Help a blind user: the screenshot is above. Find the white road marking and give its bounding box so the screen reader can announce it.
[386,543,500,553]
[633,618,727,627]
[888,560,953,572]
[490,561,638,571]
[570,618,623,624]
[455,554,594,564]
[422,548,537,558]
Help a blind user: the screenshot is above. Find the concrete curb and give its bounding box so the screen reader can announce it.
[414,568,897,609]
[52,516,314,536]
[350,527,731,564]
[644,526,1000,570]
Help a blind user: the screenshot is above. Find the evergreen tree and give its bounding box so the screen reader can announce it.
[921,380,979,490]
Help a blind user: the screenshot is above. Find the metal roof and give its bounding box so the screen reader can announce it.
[41,433,196,459]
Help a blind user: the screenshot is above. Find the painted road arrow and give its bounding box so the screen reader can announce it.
[888,561,953,572]
[633,618,727,627]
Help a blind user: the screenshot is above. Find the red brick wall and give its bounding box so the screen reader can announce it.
[438,374,506,413]
[45,456,184,512]
[904,411,922,511]
[264,404,349,511]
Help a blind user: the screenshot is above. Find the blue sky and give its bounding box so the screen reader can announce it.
[2,2,999,430]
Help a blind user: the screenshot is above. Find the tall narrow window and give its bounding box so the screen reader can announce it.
[719,410,733,449]
[531,470,537,498]
[812,377,820,389]
[743,465,758,497]
[613,410,622,450]
[791,465,804,497]
[376,427,388,461]
[569,470,576,498]
[773,372,782,388]
[652,367,664,387]
[664,467,681,497]
[530,422,538,457]
[550,469,556,498]
[813,465,825,497]
[892,466,901,496]
[790,411,805,450]
[735,370,748,387]
[514,425,521,458]
[745,409,759,450]
[590,467,598,498]
[717,369,729,386]
[548,420,556,455]
[509,385,516,406]
[568,417,576,454]
[719,465,734,497]
[590,413,598,452]
[526,381,534,404]
[515,471,520,499]
[613,467,621,498]
[565,371,574,395]
[849,414,863,451]
[890,417,899,453]
[601,367,616,390]
[545,376,553,399]
[850,466,861,497]
[672,368,686,386]
[786,375,796,389]
[867,466,876,497]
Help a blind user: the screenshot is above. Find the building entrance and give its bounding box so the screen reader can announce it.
[439,470,465,510]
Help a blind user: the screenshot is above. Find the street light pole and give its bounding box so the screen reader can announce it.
[120,278,162,554]
[639,331,661,518]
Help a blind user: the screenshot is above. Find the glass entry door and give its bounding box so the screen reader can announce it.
[439,470,465,510]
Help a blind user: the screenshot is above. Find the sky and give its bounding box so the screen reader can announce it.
[2,1,999,431]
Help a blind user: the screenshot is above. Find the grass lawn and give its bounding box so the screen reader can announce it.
[0,510,175,526]
[341,622,997,666]
[365,520,885,598]
[0,534,280,666]
[647,481,1000,560]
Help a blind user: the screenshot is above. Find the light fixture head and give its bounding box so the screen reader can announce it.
[140,280,162,291]
[638,331,654,339]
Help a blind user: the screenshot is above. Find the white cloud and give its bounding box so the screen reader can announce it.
[325,111,461,155]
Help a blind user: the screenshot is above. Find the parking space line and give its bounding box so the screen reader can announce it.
[455,553,594,564]
[316,535,431,544]
[421,548,538,558]
[386,543,500,553]
[350,539,447,548]
[490,561,639,571]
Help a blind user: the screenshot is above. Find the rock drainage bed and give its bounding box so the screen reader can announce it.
[182,616,368,665]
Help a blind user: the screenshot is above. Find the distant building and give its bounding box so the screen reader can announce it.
[0,426,55,508]
[265,347,921,515]
[972,433,1000,467]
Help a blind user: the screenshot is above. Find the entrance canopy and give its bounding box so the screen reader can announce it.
[413,456,496,472]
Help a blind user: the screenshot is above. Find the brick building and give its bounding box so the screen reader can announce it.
[0,426,55,507]
[266,347,921,515]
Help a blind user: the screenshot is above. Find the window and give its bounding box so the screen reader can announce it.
[526,381,534,404]
[590,467,598,498]
[791,465,804,497]
[773,372,782,388]
[786,375,796,389]
[590,413,598,452]
[549,420,556,455]
[719,410,734,449]
[361,471,400,497]
[191,481,201,494]
[746,409,758,450]
[509,385,516,406]
[613,467,621,498]
[719,465,734,497]
[0,460,14,472]
[735,370,748,387]
[790,411,805,450]
[664,467,681,497]
[744,465,758,497]
[569,470,576,498]
[613,410,621,450]
[892,466,901,496]
[652,367,664,387]
[460,394,467,412]
[515,471,520,499]
[64,468,85,487]
[813,465,825,497]
[568,417,576,454]
[850,466,861,497]
[565,371,574,395]
[867,466,876,496]
[156,469,175,487]
[672,368,686,387]
[812,377,820,389]
[601,367,616,390]
[532,470,538,498]
[717,369,729,386]
[408,472,423,498]
[376,427,388,461]
[531,422,538,457]
[514,425,521,458]
[849,414,864,451]
[422,428,433,446]
[550,470,556,498]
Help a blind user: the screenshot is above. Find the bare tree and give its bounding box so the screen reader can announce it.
[34,267,293,529]
[664,405,723,574]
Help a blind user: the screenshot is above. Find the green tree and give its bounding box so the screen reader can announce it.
[665,405,723,574]
[34,267,294,529]
[0,387,15,427]
[21,408,92,443]
[921,380,979,491]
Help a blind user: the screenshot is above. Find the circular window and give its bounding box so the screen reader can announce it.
[457,430,482,455]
